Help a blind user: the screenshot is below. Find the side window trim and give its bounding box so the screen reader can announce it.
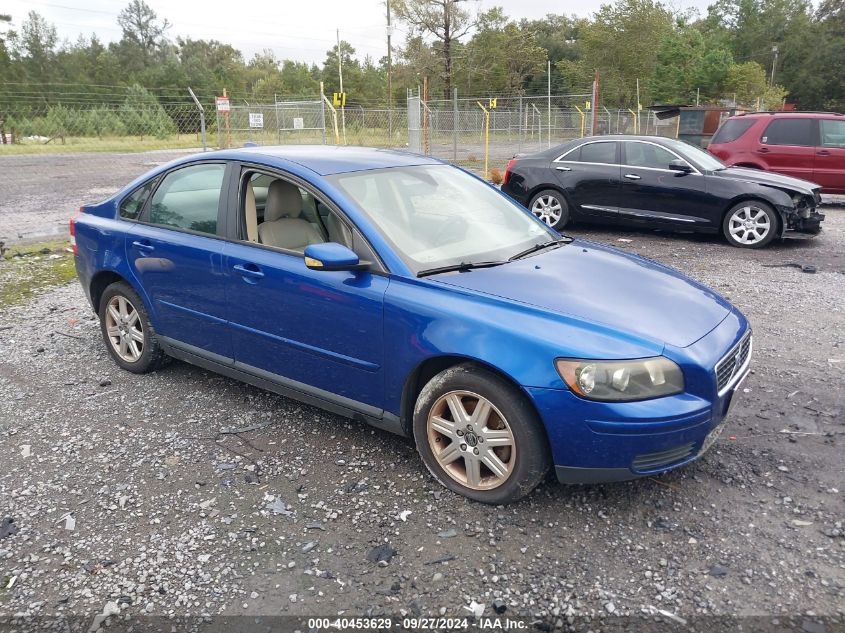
[621,140,699,174]
[233,162,389,274]
[138,160,232,239]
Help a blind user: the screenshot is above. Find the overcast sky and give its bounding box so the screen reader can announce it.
[5,0,716,67]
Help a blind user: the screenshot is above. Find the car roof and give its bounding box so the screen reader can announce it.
[209,145,444,176]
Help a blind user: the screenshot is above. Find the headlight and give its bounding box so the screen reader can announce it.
[556,357,684,402]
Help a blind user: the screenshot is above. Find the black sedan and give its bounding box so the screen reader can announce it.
[501,135,825,248]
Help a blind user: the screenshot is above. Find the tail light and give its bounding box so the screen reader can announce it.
[504,159,517,184]
[69,207,83,256]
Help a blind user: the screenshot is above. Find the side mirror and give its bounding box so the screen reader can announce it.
[304,242,368,272]
[668,159,693,174]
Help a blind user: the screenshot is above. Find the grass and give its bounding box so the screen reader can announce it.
[0,134,204,155]
[0,239,77,309]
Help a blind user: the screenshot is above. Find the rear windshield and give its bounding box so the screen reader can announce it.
[711,118,755,144]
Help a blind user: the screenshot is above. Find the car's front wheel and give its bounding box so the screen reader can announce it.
[529,189,569,229]
[722,200,778,248]
[98,281,167,373]
[413,364,550,504]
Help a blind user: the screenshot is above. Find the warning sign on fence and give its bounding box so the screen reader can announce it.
[293,117,304,130]
[216,97,230,112]
[249,113,264,128]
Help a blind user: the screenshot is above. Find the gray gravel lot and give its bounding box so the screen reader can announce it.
[0,150,198,242]
[2,146,843,246]
[0,209,843,628]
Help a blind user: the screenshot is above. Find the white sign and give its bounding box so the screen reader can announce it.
[215,97,230,112]
[249,112,264,128]
[293,117,304,130]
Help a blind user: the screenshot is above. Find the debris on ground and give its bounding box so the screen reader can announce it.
[0,517,18,540]
[366,544,396,565]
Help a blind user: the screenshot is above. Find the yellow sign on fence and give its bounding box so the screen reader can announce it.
[332,92,347,107]
[488,98,497,109]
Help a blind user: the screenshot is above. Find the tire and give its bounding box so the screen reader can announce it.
[722,200,779,249]
[413,363,550,504]
[98,281,168,374]
[529,189,569,229]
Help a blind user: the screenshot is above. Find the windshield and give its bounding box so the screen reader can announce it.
[330,165,555,274]
[666,139,727,171]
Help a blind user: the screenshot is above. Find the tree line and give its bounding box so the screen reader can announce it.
[0,0,842,112]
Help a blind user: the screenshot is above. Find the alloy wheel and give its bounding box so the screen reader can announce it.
[530,195,563,226]
[727,205,771,245]
[105,295,144,363]
[426,390,516,490]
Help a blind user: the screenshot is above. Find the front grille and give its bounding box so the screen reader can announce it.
[715,332,752,393]
[632,442,696,471]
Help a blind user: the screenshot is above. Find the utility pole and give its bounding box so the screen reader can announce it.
[386,0,392,109]
[337,28,346,144]
[770,45,779,86]
[386,0,393,141]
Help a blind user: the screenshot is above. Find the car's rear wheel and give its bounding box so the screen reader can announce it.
[99,281,167,373]
[413,364,550,504]
[723,201,778,248]
[529,189,569,229]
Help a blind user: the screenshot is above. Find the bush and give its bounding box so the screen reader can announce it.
[489,168,503,185]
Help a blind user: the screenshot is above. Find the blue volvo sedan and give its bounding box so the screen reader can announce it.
[72,146,752,504]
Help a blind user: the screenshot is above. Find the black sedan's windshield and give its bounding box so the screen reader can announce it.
[330,165,556,274]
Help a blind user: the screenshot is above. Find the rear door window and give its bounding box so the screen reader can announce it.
[577,142,618,164]
[148,163,226,235]
[820,119,845,148]
[711,118,755,144]
[761,119,814,146]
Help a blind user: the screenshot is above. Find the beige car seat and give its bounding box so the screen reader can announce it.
[257,180,324,251]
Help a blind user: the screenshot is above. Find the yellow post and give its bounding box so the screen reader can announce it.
[477,101,490,179]
[675,114,681,138]
[573,104,585,138]
[628,109,638,134]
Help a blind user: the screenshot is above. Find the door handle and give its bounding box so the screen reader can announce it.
[817,150,831,156]
[131,240,155,252]
[555,166,572,171]
[757,147,770,153]
[623,173,641,180]
[233,263,264,279]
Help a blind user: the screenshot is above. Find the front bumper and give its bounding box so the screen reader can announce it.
[530,313,751,484]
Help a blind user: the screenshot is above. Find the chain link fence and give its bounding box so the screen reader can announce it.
[0,88,682,242]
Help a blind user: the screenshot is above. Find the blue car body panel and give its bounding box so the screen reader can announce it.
[74,146,752,485]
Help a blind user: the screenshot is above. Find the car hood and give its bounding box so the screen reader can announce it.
[714,167,820,195]
[432,240,733,349]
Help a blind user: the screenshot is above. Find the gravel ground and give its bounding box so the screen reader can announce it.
[0,150,198,243]
[2,146,843,246]
[0,209,843,630]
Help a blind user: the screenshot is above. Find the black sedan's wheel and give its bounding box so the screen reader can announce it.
[722,201,778,248]
[529,189,569,229]
[413,363,550,504]
[99,281,167,373]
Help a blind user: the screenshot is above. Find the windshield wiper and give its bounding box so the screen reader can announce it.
[508,236,572,261]
[417,260,509,277]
